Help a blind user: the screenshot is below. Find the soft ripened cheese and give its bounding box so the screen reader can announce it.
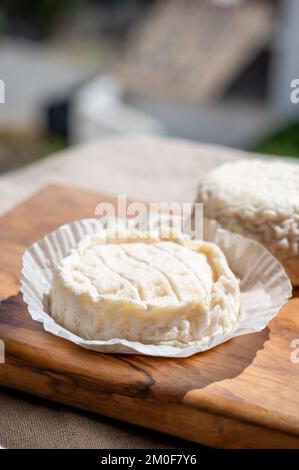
[198,159,299,258]
[50,230,240,346]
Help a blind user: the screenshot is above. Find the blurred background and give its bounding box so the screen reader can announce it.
[1,0,299,174]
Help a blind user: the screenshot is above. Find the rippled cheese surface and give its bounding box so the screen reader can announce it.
[72,241,213,305]
[50,231,240,346]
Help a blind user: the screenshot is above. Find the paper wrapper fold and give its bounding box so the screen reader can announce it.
[21,218,292,357]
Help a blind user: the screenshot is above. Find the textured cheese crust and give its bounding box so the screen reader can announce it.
[197,159,299,285]
[50,230,240,346]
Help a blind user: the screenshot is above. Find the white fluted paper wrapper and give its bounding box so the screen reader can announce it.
[20,218,292,357]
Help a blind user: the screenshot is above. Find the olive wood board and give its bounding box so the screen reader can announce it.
[0,184,299,449]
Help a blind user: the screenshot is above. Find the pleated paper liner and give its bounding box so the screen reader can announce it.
[20,218,292,357]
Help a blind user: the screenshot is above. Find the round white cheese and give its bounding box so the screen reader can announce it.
[50,230,240,346]
[197,159,299,284]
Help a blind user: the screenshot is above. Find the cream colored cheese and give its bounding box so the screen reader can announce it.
[50,230,240,346]
[198,159,299,260]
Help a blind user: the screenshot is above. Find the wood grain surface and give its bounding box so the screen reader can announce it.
[0,184,299,449]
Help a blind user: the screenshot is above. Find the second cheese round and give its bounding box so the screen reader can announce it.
[197,159,299,285]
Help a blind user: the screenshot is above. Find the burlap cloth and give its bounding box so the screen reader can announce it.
[0,135,246,449]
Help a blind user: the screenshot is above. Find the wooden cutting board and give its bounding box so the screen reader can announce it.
[1,184,299,449]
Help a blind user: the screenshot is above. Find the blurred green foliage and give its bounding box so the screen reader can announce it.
[0,130,67,174]
[0,0,154,38]
[253,122,299,158]
[0,0,82,37]
[0,11,8,34]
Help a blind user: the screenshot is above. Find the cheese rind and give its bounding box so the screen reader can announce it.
[50,230,240,346]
